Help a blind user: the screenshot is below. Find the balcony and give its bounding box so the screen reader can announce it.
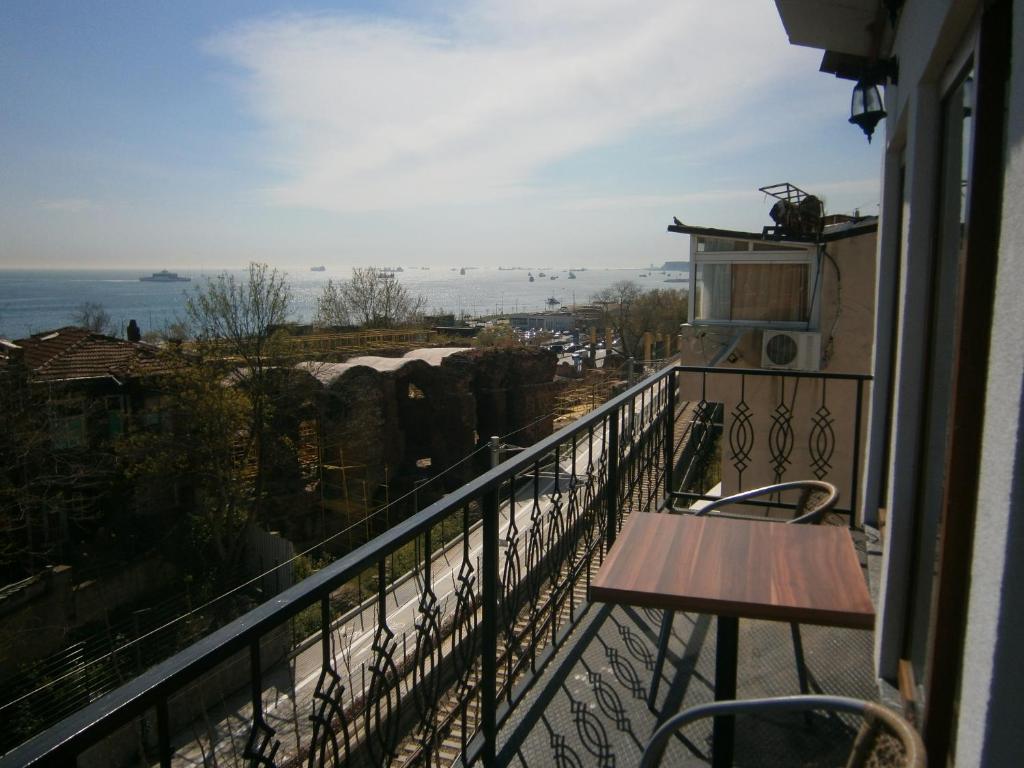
[0,364,877,767]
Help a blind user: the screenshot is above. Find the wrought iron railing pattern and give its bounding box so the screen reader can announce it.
[671,367,869,522]
[0,365,868,768]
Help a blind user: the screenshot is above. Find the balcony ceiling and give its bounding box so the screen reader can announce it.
[775,0,879,56]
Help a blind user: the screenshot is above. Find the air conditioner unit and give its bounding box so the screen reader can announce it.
[761,330,821,371]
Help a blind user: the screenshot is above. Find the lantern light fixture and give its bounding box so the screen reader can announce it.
[849,79,887,143]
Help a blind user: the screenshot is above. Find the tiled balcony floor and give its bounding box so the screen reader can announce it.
[496,598,876,767]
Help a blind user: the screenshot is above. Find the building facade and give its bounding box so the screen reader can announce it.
[671,216,878,509]
[776,0,1024,763]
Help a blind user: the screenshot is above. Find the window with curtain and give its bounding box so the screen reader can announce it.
[694,261,810,323]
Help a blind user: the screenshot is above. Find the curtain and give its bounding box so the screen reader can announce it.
[695,264,731,320]
[730,263,808,321]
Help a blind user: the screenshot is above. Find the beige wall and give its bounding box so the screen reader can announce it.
[676,228,876,511]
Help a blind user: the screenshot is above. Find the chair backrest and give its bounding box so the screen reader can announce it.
[690,479,839,525]
[639,695,925,768]
[846,701,926,768]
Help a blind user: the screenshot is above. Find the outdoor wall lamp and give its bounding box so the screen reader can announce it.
[849,79,886,142]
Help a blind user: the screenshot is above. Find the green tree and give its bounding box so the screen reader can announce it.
[474,323,523,348]
[315,267,425,328]
[0,363,111,582]
[118,356,252,581]
[592,282,688,359]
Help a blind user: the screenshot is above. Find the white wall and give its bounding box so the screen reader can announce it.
[954,4,1024,763]
[866,0,1024,763]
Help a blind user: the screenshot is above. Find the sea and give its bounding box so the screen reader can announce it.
[0,265,689,340]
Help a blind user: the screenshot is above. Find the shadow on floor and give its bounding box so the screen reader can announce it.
[497,600,875,767]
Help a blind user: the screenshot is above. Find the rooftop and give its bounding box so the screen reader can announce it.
[6,326,166,384]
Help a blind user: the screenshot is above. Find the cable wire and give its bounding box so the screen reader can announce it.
[0,441,493,712]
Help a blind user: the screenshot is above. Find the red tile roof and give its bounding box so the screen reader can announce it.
[12,327,168,383]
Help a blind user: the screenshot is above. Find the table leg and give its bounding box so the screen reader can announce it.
[712,616,738,768]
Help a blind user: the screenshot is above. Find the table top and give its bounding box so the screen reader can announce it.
[591,513,875,629]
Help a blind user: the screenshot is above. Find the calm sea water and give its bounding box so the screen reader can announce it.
[0,266,688,339]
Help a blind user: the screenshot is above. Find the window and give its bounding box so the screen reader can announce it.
[696,237,750,252]
[105,395,127,438]
[139,395,169,432]
[690,237,817,327]
[904,61,975,708]
[51,414,86,449]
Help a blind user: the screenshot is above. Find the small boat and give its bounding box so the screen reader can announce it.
[538,272,547,277]
[460,267,466,275]
[639,273,648,278]
[529,274,535,282]
[140,270,190,283]
[310,265,326,272]
[568,271,576,279]
[550,275,558,280]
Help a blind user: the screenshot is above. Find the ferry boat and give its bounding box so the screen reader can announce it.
[140,270,190,283]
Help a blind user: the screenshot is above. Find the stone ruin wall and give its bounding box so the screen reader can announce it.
[312,346,558,502]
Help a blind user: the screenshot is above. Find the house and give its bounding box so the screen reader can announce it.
[775,0,1024,763]
[668,206,878,508]
[0,327,171,583]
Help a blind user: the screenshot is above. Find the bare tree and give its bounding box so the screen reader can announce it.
[186,263,292,359]
[315,267,425,328]
[71,302,114,335]
[184,263,293,545]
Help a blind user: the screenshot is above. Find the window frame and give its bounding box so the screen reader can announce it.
[687,236,820,329]
[51,413,87,449]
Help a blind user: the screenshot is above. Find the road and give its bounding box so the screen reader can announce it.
[169,387,666,765]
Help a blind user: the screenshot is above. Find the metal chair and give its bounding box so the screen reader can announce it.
[639,695,925,768]
[649,481,840,708]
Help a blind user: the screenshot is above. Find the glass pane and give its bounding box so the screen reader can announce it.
[701,238,750,253]
[108,411,124,438]
[731,263,809,322]
[694,263,731,320]
[906,65,974,691]
[694,262,810,323]
[751,242,805,252]
[52,415,85,449]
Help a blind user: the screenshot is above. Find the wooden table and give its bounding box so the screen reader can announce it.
[591,513,874,767]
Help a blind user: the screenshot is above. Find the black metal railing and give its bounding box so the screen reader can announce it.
[0,364,869,767]
[670,367,871,524]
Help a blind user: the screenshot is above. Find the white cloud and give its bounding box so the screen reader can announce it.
[207,1,830,213]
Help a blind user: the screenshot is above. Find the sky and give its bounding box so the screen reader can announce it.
[0,1,882,270]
